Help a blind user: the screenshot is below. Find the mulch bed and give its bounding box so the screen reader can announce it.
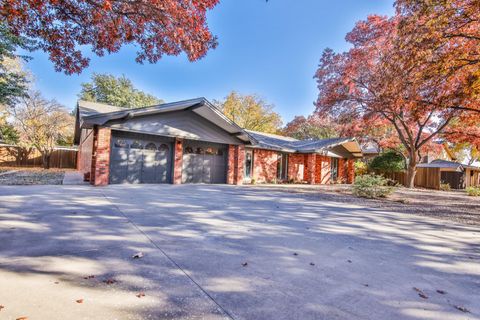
[0,167,65,185]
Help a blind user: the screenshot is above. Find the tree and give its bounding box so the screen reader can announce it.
[1,0,220,74]
[369,151,405,174]
[12,92,73,169]
[314,14,479,188]
[79,73,162,108]
[282,114,338,140]
[0,24,29,107]
[216,91,282,134]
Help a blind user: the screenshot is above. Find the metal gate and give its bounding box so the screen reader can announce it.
[182,140,227,184]
[109,132,173,184]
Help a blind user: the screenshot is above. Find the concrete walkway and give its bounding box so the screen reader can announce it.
[0,184,479,320]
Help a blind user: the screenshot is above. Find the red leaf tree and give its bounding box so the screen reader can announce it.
[1,0,220,74]
[314,12,479,188]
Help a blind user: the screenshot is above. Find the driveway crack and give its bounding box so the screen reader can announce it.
[101,191,235,320]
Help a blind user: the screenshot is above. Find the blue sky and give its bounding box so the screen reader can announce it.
[25,0,394,124]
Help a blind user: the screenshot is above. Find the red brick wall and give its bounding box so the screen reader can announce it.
[347,159,355,184]
[90,127,111,186]
[338,159,346,183]
[173,138,183,184]
[227,145,245,185]
[288,154,305,182]
[304,154,316,184]
[252,149,278,183]
[77,128,94,179]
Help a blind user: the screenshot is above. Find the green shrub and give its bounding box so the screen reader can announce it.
[466,186,480,196]
[439,183,451,191]
[352,174,396,199]
[369,151,405,173]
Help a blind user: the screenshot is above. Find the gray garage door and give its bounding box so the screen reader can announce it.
[182,140,227,184]
[110,132,173,184]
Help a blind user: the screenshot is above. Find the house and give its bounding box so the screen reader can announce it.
[73,98,363,186]
[416,159,480,189]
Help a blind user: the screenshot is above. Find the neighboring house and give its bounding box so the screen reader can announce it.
[416,159,480,190]
[74,98,363,186]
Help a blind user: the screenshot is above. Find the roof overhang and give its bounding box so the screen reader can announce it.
[79,98,252,143]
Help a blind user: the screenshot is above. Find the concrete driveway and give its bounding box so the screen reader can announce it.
[0,184,479,320]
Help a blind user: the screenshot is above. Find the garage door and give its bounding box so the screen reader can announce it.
[182,141,227,184]
[110,133,172,184]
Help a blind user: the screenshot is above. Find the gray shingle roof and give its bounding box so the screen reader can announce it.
[417,159,480,171]
[77,100,125,118]
[245,130,357,153]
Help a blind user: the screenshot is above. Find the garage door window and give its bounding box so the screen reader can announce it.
[131,141,143,149]
[206,147,217,155]
[159,144,169,153]
[145,142,157,150]
[195,147,204,154]
[114,139,128,148]
[185,146,194,154]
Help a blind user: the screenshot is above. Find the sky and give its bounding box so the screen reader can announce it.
[25,0,395,124]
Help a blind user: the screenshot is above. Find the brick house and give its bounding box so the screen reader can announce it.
[74,98,363,186]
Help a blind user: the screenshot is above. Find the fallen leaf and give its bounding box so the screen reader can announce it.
[132,252,144,259]
[83,275,95,280]
[241,262,248,267]
[103,278,117,285]
[16,317,28,320]
[436,289,446,294]
[136,292,145,298]
[413,287,428,299]
[347,260,352,263]
[293,253,298,256]
[76,299,84,304]
[54,281,59,284]
[454,305,470,313]
[0,305,4,311]
[310,262,315,266]
[363,284,369,287]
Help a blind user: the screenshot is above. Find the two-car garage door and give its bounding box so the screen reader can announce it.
[109,132,227,184]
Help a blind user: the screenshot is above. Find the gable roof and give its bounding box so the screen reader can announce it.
[74,98,250,144]
[245,130,363,157]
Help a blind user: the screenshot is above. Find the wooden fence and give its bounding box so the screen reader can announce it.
[0,145,78,169]
[383,167,441,189]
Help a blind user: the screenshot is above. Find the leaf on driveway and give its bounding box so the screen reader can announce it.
[83,275,95,280]
[16,317,28,320]
[76,299,84,304]
[136,292,146,298]
[0,305,4,311]
[454,305,470,313]
[103,278,117,285]
[436,289,446,294]
[310,262,315,266]
[413,287,428,299]
[293,252,298,256]
[132,252,144,259]
[241,262,248,267]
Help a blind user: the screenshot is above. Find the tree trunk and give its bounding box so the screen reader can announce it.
[42,152,51,169]
[406,155,417,188]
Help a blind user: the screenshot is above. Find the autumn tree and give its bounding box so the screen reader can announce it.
[0,24,29,107]
[216,91,282,134]
[0,0,219,74]
[282,114,338,140]
[79,73,162,108]
[12,92,74,169]
[314,14,478,188]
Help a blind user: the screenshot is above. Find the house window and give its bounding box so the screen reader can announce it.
[277,153,288,181]
[331,158,339,182]
[245,150,253,178]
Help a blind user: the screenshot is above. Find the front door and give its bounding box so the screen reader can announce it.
[277,153,288,181]
[245,149,253,179]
